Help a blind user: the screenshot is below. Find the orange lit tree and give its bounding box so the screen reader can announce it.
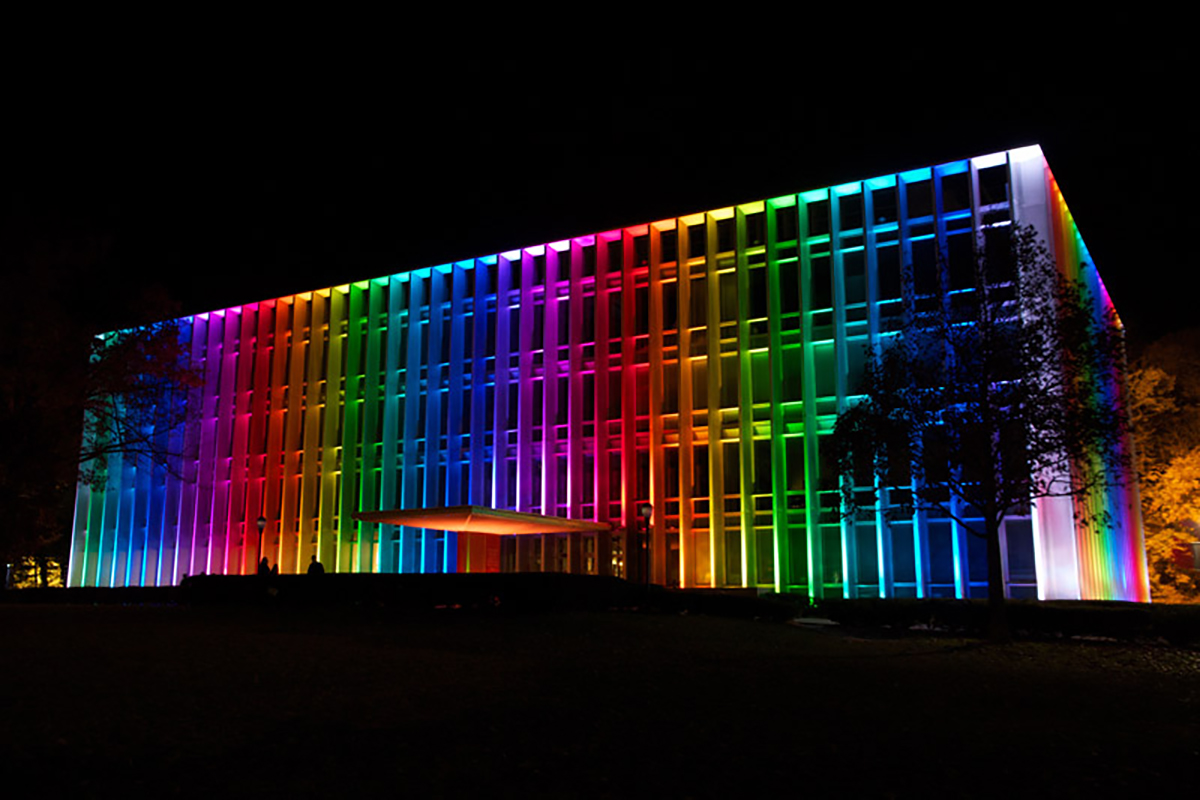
[1128,332,1200,602]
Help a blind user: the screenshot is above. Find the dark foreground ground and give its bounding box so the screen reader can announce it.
[3,595,1199,798]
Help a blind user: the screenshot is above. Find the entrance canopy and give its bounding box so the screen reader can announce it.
[352,505,613,536]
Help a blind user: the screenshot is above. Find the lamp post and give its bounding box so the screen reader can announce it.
[638,502,653,588]
[256,516,267,570]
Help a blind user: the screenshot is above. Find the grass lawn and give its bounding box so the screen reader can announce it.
[3,603,1198,798]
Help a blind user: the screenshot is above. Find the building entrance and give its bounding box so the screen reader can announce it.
[354,506,616,577]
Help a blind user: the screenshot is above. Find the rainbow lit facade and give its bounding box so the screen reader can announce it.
[68,146,1151,601]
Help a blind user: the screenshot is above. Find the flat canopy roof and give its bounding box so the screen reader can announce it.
[352,505,614,536]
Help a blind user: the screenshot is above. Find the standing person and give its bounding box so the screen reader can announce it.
[307,555,325,575]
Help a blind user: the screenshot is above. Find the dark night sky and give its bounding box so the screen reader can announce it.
[5,26,1193,354]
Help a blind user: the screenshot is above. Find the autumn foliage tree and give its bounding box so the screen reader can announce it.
[1127,330,1200,602]
[832,225,1131,639]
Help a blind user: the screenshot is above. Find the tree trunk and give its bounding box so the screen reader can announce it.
[985,517,1010,643]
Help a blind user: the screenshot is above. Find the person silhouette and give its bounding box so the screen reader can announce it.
[258,557,271,576]
[307,554,325,575]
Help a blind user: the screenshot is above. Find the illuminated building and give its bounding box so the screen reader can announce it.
[67,145,1151,601]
